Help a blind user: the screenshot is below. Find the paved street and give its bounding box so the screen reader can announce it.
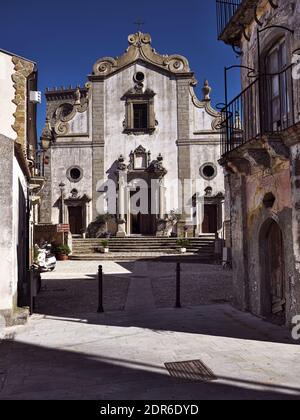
[0,260,300,400]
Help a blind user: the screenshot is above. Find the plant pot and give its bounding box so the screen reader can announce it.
[180,248,187,254]
[102,248,109,254]
[82,233,86,239]
[57,254,69,261]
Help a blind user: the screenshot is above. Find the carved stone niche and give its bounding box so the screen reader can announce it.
[122,84,156,135]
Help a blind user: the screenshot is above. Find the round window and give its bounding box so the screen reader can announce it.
[67,166,83,183]
[200,163,217,180]
[134,72,145,83]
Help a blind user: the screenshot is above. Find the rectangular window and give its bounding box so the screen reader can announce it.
[133,103,148,129]
[265,39,289,131]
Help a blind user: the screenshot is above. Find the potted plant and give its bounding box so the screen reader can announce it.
[176,239,190,254]
[100,240,109,254]
[56,244,71,261]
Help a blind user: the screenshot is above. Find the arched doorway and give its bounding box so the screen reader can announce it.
[260,219,286,325]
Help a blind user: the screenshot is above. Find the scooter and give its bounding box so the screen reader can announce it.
[35,243,57,273]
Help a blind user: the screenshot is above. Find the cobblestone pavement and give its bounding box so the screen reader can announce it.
[0,260,300,400]
[150,263,233,307]
[36,261,132,316]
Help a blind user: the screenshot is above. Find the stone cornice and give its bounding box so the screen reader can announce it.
[91,32,192,79]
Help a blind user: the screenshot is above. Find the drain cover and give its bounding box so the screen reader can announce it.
[165,360,217,382]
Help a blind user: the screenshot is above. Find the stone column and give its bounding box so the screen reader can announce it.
[116,171,127,238]
[159,179,165,220]
[195,197,204,236]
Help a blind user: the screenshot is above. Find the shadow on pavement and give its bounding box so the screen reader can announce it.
[0,340,299,400]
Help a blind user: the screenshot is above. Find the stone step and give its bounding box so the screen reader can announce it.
[71,237,216,258]
[70,254,216,262]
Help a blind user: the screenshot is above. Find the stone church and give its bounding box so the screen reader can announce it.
[40,32,224,237]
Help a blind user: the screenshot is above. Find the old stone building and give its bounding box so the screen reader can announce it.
[0,49,41,324]
[216,0,300,325]
[40,32,224,238]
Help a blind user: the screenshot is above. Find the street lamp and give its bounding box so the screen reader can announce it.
[59,182,66,224]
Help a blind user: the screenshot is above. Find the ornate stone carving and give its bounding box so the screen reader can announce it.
[56,103,76,122]
[117,155,127,172]
[202,80,212,101]
[128,146,151,171]
[92,32,191,78]
[41,117,53,141]
[55,122,69,136]
[189,80,221,131]
[11,56,35,149]
[148,154,168,178]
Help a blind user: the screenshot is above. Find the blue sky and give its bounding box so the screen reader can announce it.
[1,0,241,136]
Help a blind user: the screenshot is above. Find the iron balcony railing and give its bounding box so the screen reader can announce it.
[220,65,296,155]
[216,0,242,39]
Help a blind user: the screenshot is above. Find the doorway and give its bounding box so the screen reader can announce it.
[202,204,218,234]
[129,183,156,236]
[68,206,83,235]
[260,220,286,325]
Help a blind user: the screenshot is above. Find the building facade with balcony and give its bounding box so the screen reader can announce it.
[0,49,41,325]
[216,0,300,326]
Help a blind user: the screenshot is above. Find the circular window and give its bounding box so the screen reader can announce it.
[134,72,145,83]
[67,166,83,183]
[200,163,217,180]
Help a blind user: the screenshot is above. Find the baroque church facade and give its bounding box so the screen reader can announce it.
[40,32,224,237]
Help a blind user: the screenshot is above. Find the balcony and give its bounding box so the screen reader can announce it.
[220,65,297,155]
[216,0,259,45]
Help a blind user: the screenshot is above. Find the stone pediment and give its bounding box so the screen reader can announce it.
[92,32,191,78]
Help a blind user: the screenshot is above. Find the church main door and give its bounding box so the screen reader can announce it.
[131,212,156,235]
[68,206,83,235]
[202,204,218,234]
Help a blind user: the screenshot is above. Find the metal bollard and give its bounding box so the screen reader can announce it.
[97,265,104,313]
[175,262,181,308]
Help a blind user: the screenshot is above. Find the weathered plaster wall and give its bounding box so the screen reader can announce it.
[221,0,300,326]
[0,135,14,312]
[244,164,294,316]
[50,145,93,224]
[0,136,27,315]
[0,52,16,140]
[189,141,224,196]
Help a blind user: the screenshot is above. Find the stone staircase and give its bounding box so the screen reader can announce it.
[71,236,216,261]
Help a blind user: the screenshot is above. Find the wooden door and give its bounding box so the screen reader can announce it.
[202,204,218,234]
[68,206,83,235]
[267,222,285,322]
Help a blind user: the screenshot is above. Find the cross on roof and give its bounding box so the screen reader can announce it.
[134,19,145,32]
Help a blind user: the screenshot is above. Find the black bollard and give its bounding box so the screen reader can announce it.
[175,262,181,308]
[97,265,104,313]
